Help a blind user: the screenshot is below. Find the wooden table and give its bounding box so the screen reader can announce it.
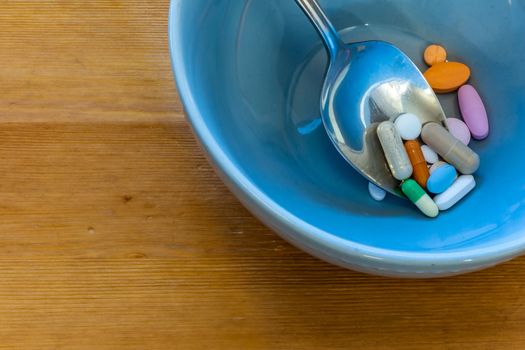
[1,1,524,349]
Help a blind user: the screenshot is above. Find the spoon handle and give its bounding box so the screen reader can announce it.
[295,0,344,57]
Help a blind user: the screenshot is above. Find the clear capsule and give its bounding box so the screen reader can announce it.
[377,121,413,181]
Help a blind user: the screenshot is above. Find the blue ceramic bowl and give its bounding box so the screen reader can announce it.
[169,0,525,277]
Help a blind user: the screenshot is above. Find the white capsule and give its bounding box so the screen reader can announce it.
[394,113,423,140]
[368,182,387,201]
[421,145,439,164]
[433,175,476,211]
[377,121,413,180]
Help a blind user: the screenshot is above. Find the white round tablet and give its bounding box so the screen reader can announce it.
[368,182,386,201]
[421,145,439,164]
[394,113,422,140]
[429,161,447,174]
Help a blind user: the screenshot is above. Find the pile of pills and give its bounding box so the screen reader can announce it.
[369,44,489,218]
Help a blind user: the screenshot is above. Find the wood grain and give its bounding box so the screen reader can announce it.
[0,1,524,349]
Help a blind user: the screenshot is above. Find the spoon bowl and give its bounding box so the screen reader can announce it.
[296,0,447,196]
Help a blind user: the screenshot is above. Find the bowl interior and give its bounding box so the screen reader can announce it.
[175,0,525,253]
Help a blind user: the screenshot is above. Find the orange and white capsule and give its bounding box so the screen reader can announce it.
[404,140,430,188]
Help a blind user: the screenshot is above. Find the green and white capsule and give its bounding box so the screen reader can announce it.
[401,179,439,218]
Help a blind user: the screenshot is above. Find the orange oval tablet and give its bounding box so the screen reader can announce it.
[424,44,447,66]
[423,62,471,94]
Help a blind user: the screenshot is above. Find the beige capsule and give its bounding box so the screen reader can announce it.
[377,121,413,181]
[421,122,480,175]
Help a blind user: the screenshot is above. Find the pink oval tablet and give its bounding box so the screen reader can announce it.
[447,118,471,145]
[458,85,489,140]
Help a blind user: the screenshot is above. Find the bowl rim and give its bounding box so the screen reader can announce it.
[168,0,525,274]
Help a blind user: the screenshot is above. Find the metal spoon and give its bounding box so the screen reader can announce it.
[295,0,446,196]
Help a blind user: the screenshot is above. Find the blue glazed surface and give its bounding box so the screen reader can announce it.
[169,0,525,277]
